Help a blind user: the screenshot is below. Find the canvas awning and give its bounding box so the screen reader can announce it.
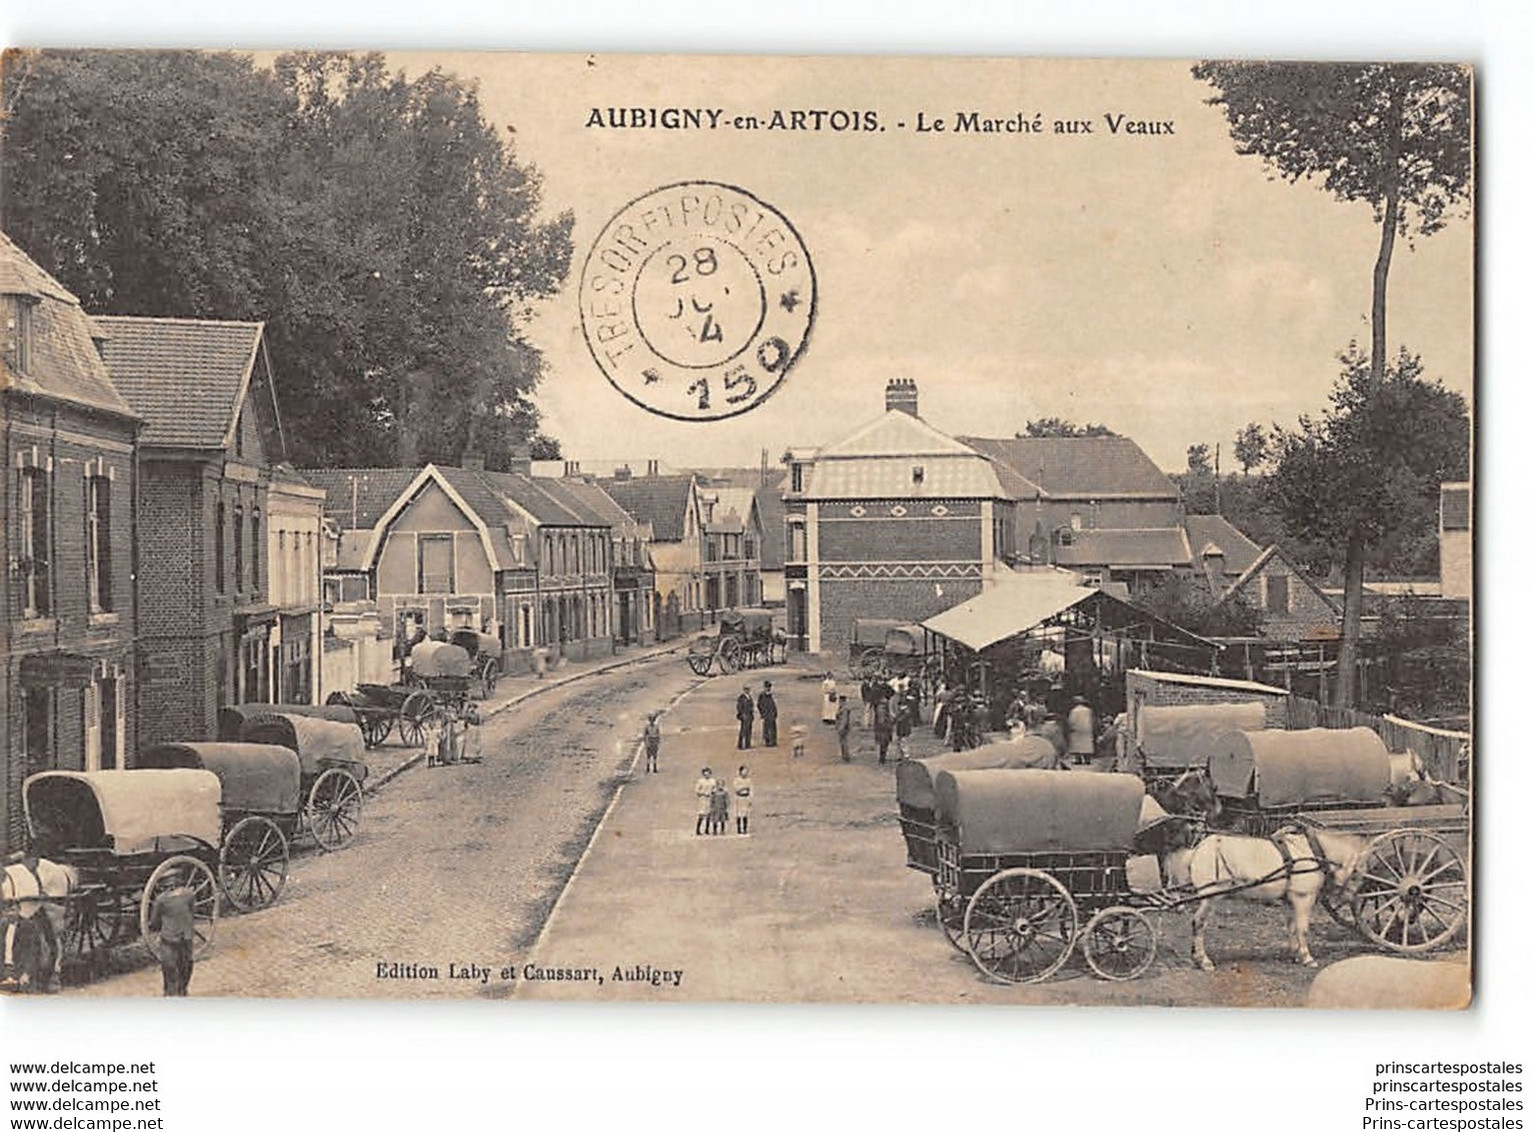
[922,575,1095,652]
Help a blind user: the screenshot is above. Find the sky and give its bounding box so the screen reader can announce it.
[394,53,1474,474]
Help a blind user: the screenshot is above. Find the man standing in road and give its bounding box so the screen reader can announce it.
[757,681,779,747]
[643,712,662,773]
[147,884,197,996]
[835,694,855,762]
[736,685,755,750]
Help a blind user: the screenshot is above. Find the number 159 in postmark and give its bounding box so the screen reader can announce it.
[579,181,816,421]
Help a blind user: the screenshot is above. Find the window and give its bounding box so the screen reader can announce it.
[8,297,34,375]
[25,687,54,776]
[233,504,245,592]
[251,507,262,594]
[19,466,51,617]
[84,683,101,772]
[216,501,227,594]
[1266,573,1290,615]
[912,465,925,485]
[790,462,804,493]
[418,534,455,593]
[1070,511,1083,532]
[86,474,113,613]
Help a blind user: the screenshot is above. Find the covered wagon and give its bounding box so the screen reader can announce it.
[232,714,368,851]
[1127,701,1266,783]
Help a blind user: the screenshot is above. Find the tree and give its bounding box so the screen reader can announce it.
[1134,573,1262,639]
[1266,343,1469,589]
[1193,61,1472,705]
[1234,422,1268,475]
[1,50,575,467]
[1017,418,1119,438]
[1186,443,1213,476]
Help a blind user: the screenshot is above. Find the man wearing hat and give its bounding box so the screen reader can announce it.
[756,681,779,747]
[1066,695,1096,766]
[735,685,755,750]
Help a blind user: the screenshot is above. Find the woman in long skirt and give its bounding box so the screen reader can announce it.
[820,672,839,724]
[732,765,752,835]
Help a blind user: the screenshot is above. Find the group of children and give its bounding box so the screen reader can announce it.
[694,766,752,835]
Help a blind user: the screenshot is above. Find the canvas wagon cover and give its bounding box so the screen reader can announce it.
[1208,727,1390,806]
[883,624,924,657]
[449,628,503,658]
[24,769,222,855]
[138,743,302,816]
[410,640,474,678]
[218,702,357,741]
[1137,702,1266,768]
[896,738,1059,812]
[242,715,369,780]
[933,768,1144,854]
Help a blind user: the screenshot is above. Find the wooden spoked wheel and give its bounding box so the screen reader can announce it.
[962,867,1079,985]
[218,816,291,911]
[64,886,128,962]
[307,770,363,852]
[1081,906,1157,981]
[1351,830,1467,953]
[718,637,743,674]
[932,876,968,954]
[398,692,435,746]
[139,856,219,959]
[359,711,393,748]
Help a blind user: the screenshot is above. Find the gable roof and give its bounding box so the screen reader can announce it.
[819,410,981,459]
[1183,514,1264,576]
[302,468,422,530]
[707,486,759,532]
[598,474,696,542]
[0,232,137,420]
[1220,544,1340,614]
[95,315,265,449]
[961,436,1178,498]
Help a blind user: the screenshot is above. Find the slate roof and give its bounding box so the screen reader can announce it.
[822,410,980,458]
[0,232,136,419]
[598,474,696,542]
[961,436,1178,498]
[1183,514,1264,576]
[95,315,263,448]
[806,453,1006,500]
[707,486,758,534]
[302,468,421,530]
[1053,527,1191,568]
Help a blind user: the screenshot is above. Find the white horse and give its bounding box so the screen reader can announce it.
[2,857,78,992]
[1166,828,1365,971]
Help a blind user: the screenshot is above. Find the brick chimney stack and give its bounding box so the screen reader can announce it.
[885,377,918,416]
[507,447,532,476]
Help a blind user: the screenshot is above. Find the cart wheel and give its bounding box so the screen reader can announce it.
[686,647,712,676]
[64,887,127,962]
[719,637,742,673]
[360,712,393,749]
[308,770,363,851]
[932,877,968,953]
[139,856,218,959]
[1351,830,1466,953]
[962,867,1078,985]
[1082,906,1157,981]
[219,816,290,911]
[398,691,435,746]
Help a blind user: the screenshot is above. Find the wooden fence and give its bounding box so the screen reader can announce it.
[1288,698,1469,784]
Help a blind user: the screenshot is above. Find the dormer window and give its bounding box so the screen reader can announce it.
[790,462,805,493]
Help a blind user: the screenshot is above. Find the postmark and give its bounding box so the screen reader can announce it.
[579,181,816,421]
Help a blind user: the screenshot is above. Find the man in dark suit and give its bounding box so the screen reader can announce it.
[735,685,755,749]
[757,681,779,746]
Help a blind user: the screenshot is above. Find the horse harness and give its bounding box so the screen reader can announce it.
[1206,825,1335,901]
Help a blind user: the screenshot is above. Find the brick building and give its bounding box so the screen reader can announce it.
[598,469,708,639]
[2,233,140,855]
[309,463,631,672]
[784,379,1012,654]
[701,485,764,611]
[97,315,315,747]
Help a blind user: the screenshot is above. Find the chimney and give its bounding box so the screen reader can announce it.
[507,446,532,477]
[646,458,660,476]
[885,377,918,416]
[613,463,633,481]
[563,460,581,477]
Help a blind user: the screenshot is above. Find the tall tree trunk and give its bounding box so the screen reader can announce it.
[396,368,425,466]
[1337,182,1400,707]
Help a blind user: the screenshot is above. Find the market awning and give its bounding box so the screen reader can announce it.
[922,574,1095,652]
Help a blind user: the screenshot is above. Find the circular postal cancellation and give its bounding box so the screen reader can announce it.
[579,181,816,421]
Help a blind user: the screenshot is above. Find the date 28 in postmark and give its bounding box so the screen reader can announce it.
[579,181,816,421]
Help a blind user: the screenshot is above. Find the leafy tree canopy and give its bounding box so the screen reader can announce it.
[1133,573,1262,639]
[1265,344,1469,579]
[1017,418,1119,438]
[2,49,575,468]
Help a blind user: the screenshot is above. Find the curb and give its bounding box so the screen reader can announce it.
[361,642,688,798]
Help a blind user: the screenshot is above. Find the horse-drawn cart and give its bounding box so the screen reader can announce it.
[325,684,437,748]
[226,714,369,851]
[449,629,503,699]
[1206,727,1469,953]
[932,768,1155,983]
[850,620,927,681]
[22,770,222,971]
[138,742,305,910]
[686,609,783,676]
